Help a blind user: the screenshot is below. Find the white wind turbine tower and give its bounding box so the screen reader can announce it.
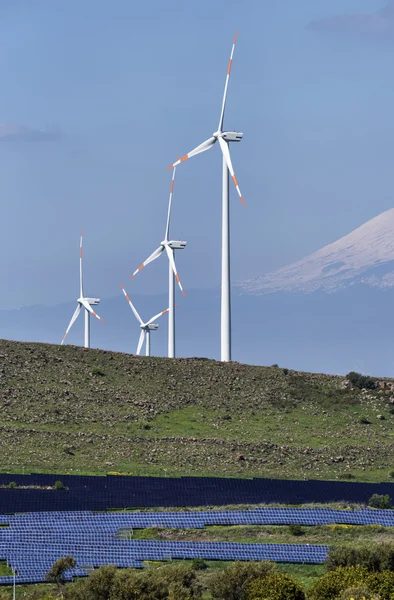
[120,284,169,356]
[168,32,244,362]
[129,166,186,358]
[61,229,104,348]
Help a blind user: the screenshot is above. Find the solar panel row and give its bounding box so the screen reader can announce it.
[1,473,394,512]
[1,506,392,585]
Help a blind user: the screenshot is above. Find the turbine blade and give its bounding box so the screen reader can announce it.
[218,31,238,132]
[165,165,176,242]
[136,330,145,355]
[167,137,216,170]
[80,299,104,322]
[79,228,84,298]
[165,244,186,298]
[130,246,164,280]
[146,307,170,326]
[120,283,143,325]
[218,136,245,206]
[61,304,82,345]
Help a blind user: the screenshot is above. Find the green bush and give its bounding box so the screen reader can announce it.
[53,480,67,491]
[308,566,370,600]
[366,570,394,599]
[368,494,392,510]
[247,573,305,600]
[327,544,394,572]
[288,523,304,536]
[91,365,105,377]
[191,558,208,570]
[64,563,202,600]
[8,481,17,488]
[339,587,380,600]
[346,371,376,390]
[209,561,276,600]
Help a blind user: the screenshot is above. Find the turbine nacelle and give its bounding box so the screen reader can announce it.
[221,131,243,143]
[166,240,187,250]
[79,297,100,306]
[142,323,159,331]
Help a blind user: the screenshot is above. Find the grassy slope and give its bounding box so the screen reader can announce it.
[0,339,394,481]
[126,523,394,547]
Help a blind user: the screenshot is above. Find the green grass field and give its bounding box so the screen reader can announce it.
[1,339,394,481]
[0,563,12,577]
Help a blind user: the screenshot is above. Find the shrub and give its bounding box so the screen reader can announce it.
[271,364,279,368]
[8,481,17,488]
[308,566,370,600]
[53,480,67,491]
[366,570,394,599]
[282,368,289,376]
[368,494,392,510]
[209,561,276,600]
[65,563,203,600]
[347,371,376,390]
[339,587,380,600]
[360,417,372,425]
[327,544,394,572]
[288,523,304,536]
[91,365,105,377]
[247,573,305,600]
[191,558,208,570]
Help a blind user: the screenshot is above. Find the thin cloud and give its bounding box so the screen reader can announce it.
[0,123,63,142]
[308,1,394,37]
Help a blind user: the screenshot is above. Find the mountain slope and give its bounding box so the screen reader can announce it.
[0,339,394,482]
[240,209,394,294]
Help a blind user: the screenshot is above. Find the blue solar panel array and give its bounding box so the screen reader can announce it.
[1,507,393,585]
[1,473,394,511]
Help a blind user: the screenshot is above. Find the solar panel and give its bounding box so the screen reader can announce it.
[1,504,392,583]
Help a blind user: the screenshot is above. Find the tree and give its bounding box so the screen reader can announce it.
[209,561,276,600]
[146,564,202,599]
[247,573,305,600]
[338,587,379,600]
[308,566,370,600]
[368,494,392,510]
[63,564,202,600]
[346,372,376,390]
[46,556,76,597]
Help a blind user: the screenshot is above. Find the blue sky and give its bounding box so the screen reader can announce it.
[1,0,394,309]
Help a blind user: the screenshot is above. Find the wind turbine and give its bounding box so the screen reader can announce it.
[129,166,186,358]
[168,32,244,362]
[120,284,169,356]
[61,229,104,348]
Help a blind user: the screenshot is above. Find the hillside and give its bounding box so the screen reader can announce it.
[0,339,393,482]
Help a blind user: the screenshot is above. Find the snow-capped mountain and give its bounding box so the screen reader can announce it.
[240,209,394,295]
